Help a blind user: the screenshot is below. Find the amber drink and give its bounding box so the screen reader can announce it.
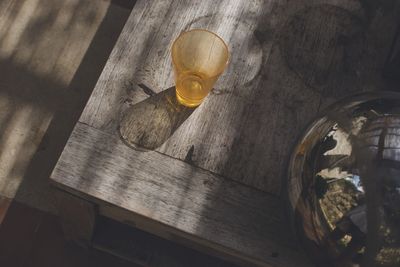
[171,29,229,107]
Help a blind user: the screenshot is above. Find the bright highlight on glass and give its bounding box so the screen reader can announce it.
[171,29,229,107]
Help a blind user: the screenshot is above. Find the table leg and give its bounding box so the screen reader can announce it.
[53,189,97,247]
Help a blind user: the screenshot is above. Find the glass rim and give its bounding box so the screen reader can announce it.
[171,28,230,79]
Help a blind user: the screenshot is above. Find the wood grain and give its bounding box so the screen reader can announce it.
[51,122,311,267]
[119,86,194,150]
[79,0,277,192]
[79,0,400,194]
[51,0,400,265]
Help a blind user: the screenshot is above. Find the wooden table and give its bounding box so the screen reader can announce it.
[50,0,400,266]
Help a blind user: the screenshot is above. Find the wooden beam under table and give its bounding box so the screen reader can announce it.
[53,189,97,247]
[50,122,311,267]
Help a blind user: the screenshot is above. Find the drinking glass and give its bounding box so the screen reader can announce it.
[171,29,229,107]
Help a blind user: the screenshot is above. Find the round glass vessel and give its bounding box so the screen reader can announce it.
[288,92,400,267]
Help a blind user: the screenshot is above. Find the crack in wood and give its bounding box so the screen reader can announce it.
[184,145,195,164]
[138,83,156,96]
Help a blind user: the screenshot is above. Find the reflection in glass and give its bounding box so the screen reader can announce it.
[288,92,400,267]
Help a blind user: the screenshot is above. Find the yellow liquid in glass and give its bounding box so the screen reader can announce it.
[175,72,210,107]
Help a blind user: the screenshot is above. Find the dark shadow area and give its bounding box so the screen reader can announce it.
[383,21,400,90]
[119,86,195,150]
[94,216,238,267]
[11,0,136,211]
[279,4,371,98]
[0,58,64,197]
[0,197,237,267]
[0,200,139,267]
[111,0,136,10]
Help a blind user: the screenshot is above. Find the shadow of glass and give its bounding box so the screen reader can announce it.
[119,87,195,150]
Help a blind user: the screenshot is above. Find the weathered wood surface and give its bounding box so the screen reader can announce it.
[51,0,400,265]
[80,0,400,194]
[51,122,310,267]
[119,86,195,150]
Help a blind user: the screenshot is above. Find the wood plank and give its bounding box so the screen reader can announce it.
[79,0,280,193]
[50,122,311,267]
[79,0,400,194]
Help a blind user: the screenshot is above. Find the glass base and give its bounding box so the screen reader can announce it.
[175,91,202,108]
